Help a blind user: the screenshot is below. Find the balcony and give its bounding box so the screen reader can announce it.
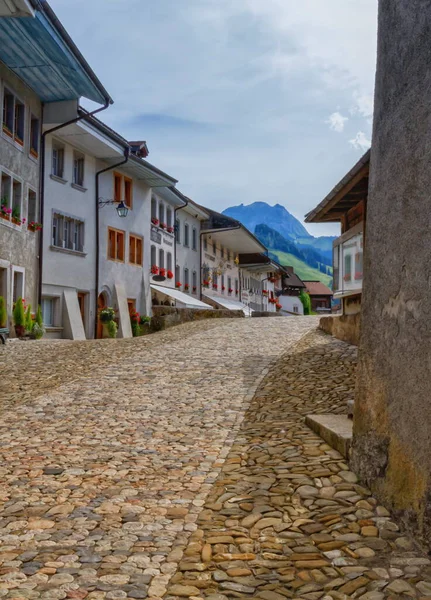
[333,223,363,298]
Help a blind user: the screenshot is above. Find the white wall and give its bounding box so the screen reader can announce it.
[149,190,176,294]
[279,295,303,315]
[176,207,202,297]
[201,236,240,302]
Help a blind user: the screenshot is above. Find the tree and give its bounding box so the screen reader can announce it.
[299,290,312,315]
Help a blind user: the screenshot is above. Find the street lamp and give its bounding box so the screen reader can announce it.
[98,198,129,218]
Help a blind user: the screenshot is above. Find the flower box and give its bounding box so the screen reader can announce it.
[192,286,197,292]
[228,288,233,294]
[203,280,210,288]
[159,268,166,277]
[167,270,174,279]
[167,226,174,233]
[28,221,42,232]
[151,265,159,275]
[344,274,351,282]
[184,284,190,291]
[221,286,226,291]
[160,223,167,230]
[176,282,182,288]
[151,217,160,226]
[212,284,218,290]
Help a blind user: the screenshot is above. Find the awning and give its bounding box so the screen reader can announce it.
[202,294,252,316]
[151,284,213,310]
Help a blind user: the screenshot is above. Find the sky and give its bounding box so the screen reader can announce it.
[53,0,378,237]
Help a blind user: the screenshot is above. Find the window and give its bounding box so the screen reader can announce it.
[113,172,133,208]
[221,275,225,292]
[41,298,55,327]
[108,227,125,261]
[221,246,224,259]
[213,270,218,288]
[228,277,232,293]
[235,278,239,293]
[124,177,133,209]
[30,115,39,158]
[151,245,157,266]
[73,152,85,187]
[203,265,210,283]
[12,269,24,303]
[227,250,231,262]
[52,213,84,251]
[203,237,207,251]
[344,254,352,282]
[129,234,143,266]
[159,248,164,269]
[293,305,299,314]
[12,180,22,222]
[212,242,216,256]
[159,202,165,226]
[184,268,189,291]
[175,218,181,243]
[167,208,172,228]
[192,271,197,292]
[1,172,12,219]
[184,223,189,247]
[2,89,24,146]
[167,253,172,272]
[355,252,363,280]
[27,189,37,225]
[192,227,197,251]
[151,196,158,220]
[52,141,65,178]
[175,264,180,283]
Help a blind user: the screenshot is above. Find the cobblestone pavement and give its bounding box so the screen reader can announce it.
[0,317,317,600]
[2,322,431,600]
[170,331,431,600]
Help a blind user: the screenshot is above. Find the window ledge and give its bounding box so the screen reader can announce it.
[0,218,22,232]
[50,174,67,185]
[2,131,24,152]
[45,326,63,332]
[71,183,88,193]
[50,245,86,257]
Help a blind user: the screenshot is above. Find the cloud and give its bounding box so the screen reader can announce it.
[326,112,348,133]
[350,131,372,151]
[350,92,374,124]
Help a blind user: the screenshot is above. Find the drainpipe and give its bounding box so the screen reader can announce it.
[93,147,130,339]
[37,100,111,306]
[174,198,188,286]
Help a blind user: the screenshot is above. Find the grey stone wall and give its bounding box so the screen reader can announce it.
[351,0,431,544]
[0,62,42,330]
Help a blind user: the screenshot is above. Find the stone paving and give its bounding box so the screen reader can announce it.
[0,317,316,600]
[2,320,431,600]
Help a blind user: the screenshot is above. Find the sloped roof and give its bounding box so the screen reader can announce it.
[304,280,333,296]
[283,266,306,289]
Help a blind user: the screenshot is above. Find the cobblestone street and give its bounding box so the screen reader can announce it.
[1,319,431,600]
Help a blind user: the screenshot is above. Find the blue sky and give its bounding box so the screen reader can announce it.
[53,0,377,237]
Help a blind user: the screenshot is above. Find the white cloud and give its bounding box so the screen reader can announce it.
[350,131,372,151]
[350,92,374,124]
[326,112,348,133]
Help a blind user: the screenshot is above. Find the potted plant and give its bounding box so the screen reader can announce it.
[160,222,167,230]
[13,297,25,337]
[99,307,117,338]
[32,305,45,339]
[213,283,218,290]
[221,285,226,292]
[167,226,174,234]
[151,217,160,226]
[276,302,282,310]
[192,286,197,293]
[184,283,190,291]
[167,270,174,279]
[24,304,33,335]
[130,309,141,337]
[228,288,233,294]
[28,221,43,232]
[235,289,238,295]
[151,265,159,275]
[176,281,182,288]
[203,280,210,288]
[0,296,6,328]
[11,205,21,225]
[160,268,166,277]
[1,201,11,220]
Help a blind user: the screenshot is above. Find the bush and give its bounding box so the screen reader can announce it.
[0,296,6,328]
[299,290,312,315]
[99,307,116,323]
[35,305,43,327]
[106,320,118,338]
[25,305,33,333]
[13,297,25,326]
[131,321,140,337]
[32,323,45,340]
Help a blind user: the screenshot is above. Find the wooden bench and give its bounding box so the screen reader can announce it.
[0,327,9,344]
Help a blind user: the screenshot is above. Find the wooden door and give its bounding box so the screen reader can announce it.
[97,293,106,339]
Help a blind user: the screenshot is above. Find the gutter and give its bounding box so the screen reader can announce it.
[37,99,111,306]
[93,147,130,339]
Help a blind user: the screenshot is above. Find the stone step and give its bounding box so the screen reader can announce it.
[305,414,353,459]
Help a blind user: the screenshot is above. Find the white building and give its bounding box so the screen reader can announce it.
[42,114,178,339]
[238,254,285,313]
[201,209,267,315]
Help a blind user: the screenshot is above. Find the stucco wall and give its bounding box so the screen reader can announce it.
[175,208,201,297]
[278,295,303,315]
[0,63,41,331]
[351,0,431,545]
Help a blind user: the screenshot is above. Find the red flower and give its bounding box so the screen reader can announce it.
[221,286,226,291]
[235,289,238,295]
[160,222,167,229]
[192,286,197,292]
[276,303,282,310]
[151,217,160,226]
[151,265,159,275]
[167,226,174,233]
[160,268,166,277]
[203,280,210,287]
[228,288,233,293]
[184,283,190,290]
[167,270,174,279]
[213,283,218,290]
[176,282,182,288]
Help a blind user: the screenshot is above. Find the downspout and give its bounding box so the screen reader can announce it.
[174,198,188,285]
[37,100,111,306]
[93,147,130,339]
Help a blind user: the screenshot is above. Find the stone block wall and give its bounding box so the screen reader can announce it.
[149,306,244,333]
[351,0,431,545]
[319,314,361,346]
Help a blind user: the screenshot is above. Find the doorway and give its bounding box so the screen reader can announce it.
[97,292,107,339]
[77,292,87,335]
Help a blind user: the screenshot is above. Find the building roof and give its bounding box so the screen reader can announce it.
[283,266,306,289]
[305,149,370,223]
[201,207,266,253]
[0,0,112,104]
[303,280,333,296]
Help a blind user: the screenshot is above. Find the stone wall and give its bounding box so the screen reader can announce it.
[351,0,431,545]
[149,306,244,332]
[319,314,361,346]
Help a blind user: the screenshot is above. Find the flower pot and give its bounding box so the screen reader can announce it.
[15,324,25,338]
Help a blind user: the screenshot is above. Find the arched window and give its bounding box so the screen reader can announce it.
[151,245,156,266]
[151,196,157,220]
[159,248,164,269]
[167,252,172,272]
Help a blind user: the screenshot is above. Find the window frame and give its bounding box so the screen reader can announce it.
[27,187,37,228]
[184,223,190,247]
[51,211,85,253]
[73,151,85,188]
[192,226,197,251]
[51,139,65,179]
[30,114,40,159]
[129,233,143,266]
[107,226,125,262]
[2,87,25,151]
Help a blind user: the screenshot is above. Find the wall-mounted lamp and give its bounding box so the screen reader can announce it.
[98,198,129,218]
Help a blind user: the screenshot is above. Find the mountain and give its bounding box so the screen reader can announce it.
[223,202,312,241]
[269,251,333,288]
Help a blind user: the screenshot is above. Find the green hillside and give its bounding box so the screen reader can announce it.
[271,250,333,287]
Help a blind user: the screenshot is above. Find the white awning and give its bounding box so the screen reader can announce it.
[202,294,252,316]
[151,284,213,310]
